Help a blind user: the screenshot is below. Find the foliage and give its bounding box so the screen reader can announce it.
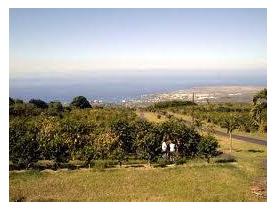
[48,101,64,116]
[10,102,43,117]
[10,104,219,169]
[9,97,15,105]
[197,135,220,163]
[166,102,264,134]
[135,123,162,162]
[147,100,196,111]
[160,119,201,158]
[253,88,267,105]
[70,96,92,109]
[9,117,41,168]
[251,89,267,133]
[219,113,240,134]
[111,119,135,154]
[29,99,48,109]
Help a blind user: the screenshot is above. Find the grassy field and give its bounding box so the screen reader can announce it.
[9,135,266,202]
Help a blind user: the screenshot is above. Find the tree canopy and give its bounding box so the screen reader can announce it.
[70,96,92,109]
[29,99,48,109]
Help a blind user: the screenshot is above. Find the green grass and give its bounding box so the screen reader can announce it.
[9,136,266,202]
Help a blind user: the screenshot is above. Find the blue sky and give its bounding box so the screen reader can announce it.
[10,8,266,77]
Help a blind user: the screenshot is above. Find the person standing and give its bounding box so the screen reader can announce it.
[162,140,167,159]
[169,142,176,162]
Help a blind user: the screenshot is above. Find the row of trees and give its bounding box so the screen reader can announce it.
[10,107,220,168]
[147,100,197,111]
[165,89,267,134]
[9,96,92,117]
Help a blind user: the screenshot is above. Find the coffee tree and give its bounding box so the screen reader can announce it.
[197,135,219,163]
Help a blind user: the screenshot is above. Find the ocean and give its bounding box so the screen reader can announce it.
[9,71,267,103]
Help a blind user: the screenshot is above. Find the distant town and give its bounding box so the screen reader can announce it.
[87,85,265,107]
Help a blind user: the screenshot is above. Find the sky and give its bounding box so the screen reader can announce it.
[10,8,267,78]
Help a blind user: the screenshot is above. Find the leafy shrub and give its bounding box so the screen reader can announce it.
[135,126,162,162]
[47,101,64,116]
[111,119,135,154]
[70,96,92,109]
[9,118,41,168]
[10,102,43,116]
[29,99,48,109]
[197,135,220,163]
[160,119,201,158]
[148,100,197,110]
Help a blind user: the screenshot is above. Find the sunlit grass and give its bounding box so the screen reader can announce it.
[135,111,167,123]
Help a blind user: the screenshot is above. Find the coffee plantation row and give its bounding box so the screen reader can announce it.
[10,99,219,169]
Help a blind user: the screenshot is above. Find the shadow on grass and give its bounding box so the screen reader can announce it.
[125,164,145,168]
[11,195,27,202]
[215,154,237,163]
[248,149,264,153]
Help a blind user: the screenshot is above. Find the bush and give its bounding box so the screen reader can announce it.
[70,96,92,109]
[111,119,135,154]
[135,126,162,162]
[148,100,197,110]
[160,120,201,158]
[47,101,64,116]
[29,99,48,109]
[10,102,43,116]
[9,118,41,168]
[197,135,220,163]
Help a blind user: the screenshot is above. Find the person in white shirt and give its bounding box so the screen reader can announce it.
[169,142,176,162]
[162,141,167,158]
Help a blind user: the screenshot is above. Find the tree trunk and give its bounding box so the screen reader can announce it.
[229,132,232,153]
